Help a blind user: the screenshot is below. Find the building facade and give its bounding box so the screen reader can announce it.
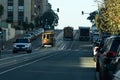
[0,0,48,25]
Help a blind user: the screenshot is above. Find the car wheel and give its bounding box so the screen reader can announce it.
[99,68,108,80]
[96,62,99,72]
[42,45,44,47]
[27,50,32,53]
[51,43,55,47]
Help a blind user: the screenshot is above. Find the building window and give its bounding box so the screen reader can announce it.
[18,0,24,6]
[7,0,13,22]
[18,6,24,12]
[18,11,24,25]
[8,6,13,11]
[18,0,24,25]
[7,12,13,22]
[8,0,13,6]
[18,12,24,20]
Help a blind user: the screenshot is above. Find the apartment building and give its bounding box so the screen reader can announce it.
[0,0,48,25]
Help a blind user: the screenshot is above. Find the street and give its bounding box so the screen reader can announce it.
[0,0,119,80]
[0,30,96,80]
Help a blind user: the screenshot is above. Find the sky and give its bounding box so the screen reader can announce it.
[48,0,99,29]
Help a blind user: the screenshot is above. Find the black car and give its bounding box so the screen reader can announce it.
[111,45,120,80]
[92,39,101,62]
[95,39,105,71]
[96,36,120,80]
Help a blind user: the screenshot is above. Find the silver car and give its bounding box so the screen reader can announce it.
[13,38,32,53]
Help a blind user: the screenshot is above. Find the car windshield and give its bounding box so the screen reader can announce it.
[24,34,31,37]
[15,39,29,43]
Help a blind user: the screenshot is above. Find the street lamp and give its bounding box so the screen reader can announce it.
[82,11,84,15]
[57,8,59,12]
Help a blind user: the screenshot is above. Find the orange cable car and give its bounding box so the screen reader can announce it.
[42,31,55,47]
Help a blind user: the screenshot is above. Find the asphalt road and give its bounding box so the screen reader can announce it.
[0,30,96,80]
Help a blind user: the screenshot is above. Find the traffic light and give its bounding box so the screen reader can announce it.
[57,8,59,12]
[82,11,84,15]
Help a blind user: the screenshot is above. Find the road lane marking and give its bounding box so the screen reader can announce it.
[0,54,28,61]
[0,60,17,66]
[0,52,58,75]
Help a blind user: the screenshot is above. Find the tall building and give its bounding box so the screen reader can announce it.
[36,0,48,16]
[0,0,48,25]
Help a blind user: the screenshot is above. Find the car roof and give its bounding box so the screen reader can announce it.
[15,38,30,42]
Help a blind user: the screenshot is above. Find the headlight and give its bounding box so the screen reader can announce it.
[25,44,30,47]
[13,44,16,47]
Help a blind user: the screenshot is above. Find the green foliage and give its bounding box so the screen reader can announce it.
[34,16,40,27]
[28,23,34,30]
[40,9,59,27]
[14,25,23,30]
[22,22,28,30]
[95,0,120,35]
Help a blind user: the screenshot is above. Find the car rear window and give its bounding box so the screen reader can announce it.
[110,39,120,52]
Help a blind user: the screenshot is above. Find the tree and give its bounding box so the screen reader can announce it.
[89,0,120,35]
[87,11,98,24]
[0,5,4,18]
[22,22,28,30]
[29,23,34,30]
[34,16,40,27]
[95,8,108,32]
[40,9,59,29]
[96,0,120,34]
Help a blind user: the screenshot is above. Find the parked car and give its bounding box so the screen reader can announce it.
[113,70,120,80]
[93,39,101,62]
[13,38,32,53]
[29,32,37,40]
[97,36,120,80]
[92,33,100,43]
[95,39,105,72]
[24,33,33,41]
[110,45,120,80]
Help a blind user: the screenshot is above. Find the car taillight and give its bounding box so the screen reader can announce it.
[104,51,116,57]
